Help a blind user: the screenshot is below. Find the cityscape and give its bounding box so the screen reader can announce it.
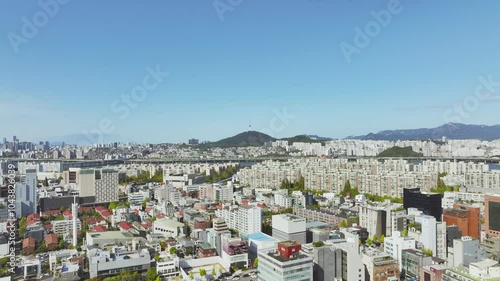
[2,1,500,281]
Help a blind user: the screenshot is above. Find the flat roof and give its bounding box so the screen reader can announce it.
[248,232,279,242]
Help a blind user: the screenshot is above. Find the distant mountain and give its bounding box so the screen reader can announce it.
[347,123,500,141]
[378,147,424,157]
[202,131,276,147]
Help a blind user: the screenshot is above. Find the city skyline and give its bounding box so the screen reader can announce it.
[2,1,500,143]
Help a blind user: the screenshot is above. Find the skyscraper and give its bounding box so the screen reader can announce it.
[15,169,38,218]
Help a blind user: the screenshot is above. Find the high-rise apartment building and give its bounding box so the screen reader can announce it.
[215,205,262,236]
[15,169,38,218]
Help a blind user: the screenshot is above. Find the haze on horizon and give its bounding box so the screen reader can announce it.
[1,0,500,143]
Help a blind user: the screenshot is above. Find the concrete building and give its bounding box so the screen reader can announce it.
[362,249,400,281]
[384,231,416,269]
[15,169,37,218]
[359,204,391,238]
[443,204,480,239]
[258,241,313,281]
[402,249,435,280]
[88,248,151,278]
[443,259,500,280]
[404,188,442,221]
[66,168,118,203]
[449,237,480,268]
[215,205,262,236]
[214,185,233,203]
[272,214,307,244]
[481,237,500,262]
[247,232,280,261]
[153,218,185,237]
[420,264,448,281]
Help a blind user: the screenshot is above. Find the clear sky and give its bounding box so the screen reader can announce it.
[1,0,500,143]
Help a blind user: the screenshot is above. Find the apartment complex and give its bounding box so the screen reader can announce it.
[215,205,262,236]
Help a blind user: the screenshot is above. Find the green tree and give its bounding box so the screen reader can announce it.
[312,241,326,247]
[189,271,194,280]
[380,235,385,244]
[200,269,207,277]
[212,266,217,277]
[170,247,177,255]
[366,238,372,246]
[402,229,408,237]
[142,198,150,209]
[372,234,378,243]
[340,220,347,228]
[422,248,433,257]
[154,253,160,262]
[109,202,117,210]
[147,267,158,281]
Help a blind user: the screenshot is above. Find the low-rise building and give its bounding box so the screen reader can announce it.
[258,241,313,281]
[88,248,151,279]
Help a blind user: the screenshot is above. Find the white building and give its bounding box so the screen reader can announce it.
[258,242,313,281]
[215,205,262,236]
[153,218,185,237]
[384,231,416,269]
[272,214,307,244]
[15,169,37,218]
[88,248,150,279]
[214,185,233,203]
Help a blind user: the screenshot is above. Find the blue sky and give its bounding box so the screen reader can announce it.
[1,0,500,143]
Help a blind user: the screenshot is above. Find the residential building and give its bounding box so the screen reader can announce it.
[258,241,313,281]
[359,204,392,238]
[442,259,500,280]
[215,205,262,236]
[384,231,416,269]
[420,264,448,281]
[272,214,307,244]
[362,249,400,281]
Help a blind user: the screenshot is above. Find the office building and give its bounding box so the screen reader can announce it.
[485,195,500,238]
[15,169,38,218]
[64,168,119,203]
[404,188,442,221]
[214,185,233,203]
[258,241,313,281]
[443,204,480,239]
[153,218,185,237]
[272,214,307,244]
[401,249,434,281]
